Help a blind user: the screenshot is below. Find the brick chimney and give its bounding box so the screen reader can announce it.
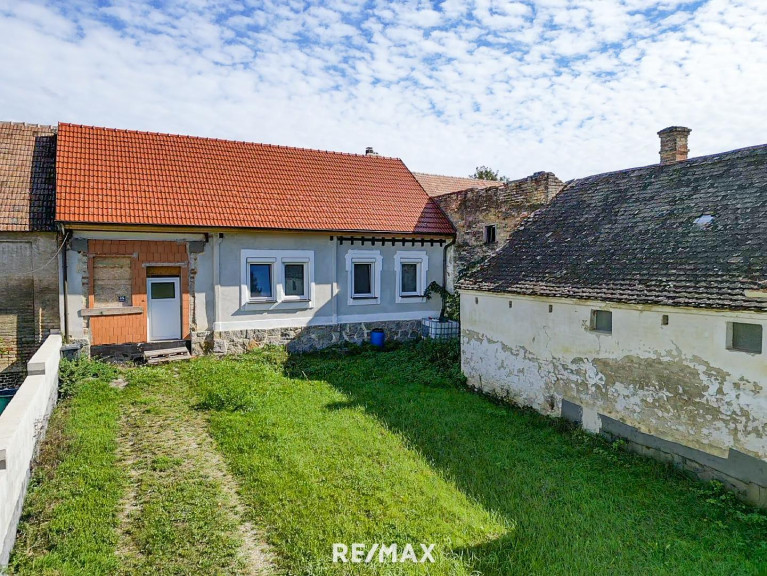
[658,126,691,165]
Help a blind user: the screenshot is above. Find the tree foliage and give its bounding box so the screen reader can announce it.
[470,165,508,182]
[424,281,460,321]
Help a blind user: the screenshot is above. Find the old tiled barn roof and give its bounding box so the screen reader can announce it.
[413,172,496,197]
[0,122,57,231]
[460,144,767,311]
[56,123,454,236]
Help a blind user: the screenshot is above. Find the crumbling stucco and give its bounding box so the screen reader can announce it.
[461,292,767,465]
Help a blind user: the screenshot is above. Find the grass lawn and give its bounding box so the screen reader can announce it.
[8,362,124,575]
[9,340,767,575]
[10,361,273,576]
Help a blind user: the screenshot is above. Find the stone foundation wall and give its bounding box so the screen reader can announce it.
[193,319,423,355]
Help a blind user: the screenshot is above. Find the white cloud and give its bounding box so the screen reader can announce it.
[0,0,765,180]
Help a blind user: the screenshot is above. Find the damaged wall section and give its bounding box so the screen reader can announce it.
[460,290,767,507]
[433,172,564,289]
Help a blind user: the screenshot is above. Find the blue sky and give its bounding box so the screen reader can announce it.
[1,0,765,179]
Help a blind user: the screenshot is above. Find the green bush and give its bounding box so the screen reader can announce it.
[417,336,461,365]
[414,337,466,387]
[58,358,118,399]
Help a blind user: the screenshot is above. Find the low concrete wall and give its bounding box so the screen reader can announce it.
[0,334,61,566]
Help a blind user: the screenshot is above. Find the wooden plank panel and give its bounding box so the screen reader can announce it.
[93,256,132,307]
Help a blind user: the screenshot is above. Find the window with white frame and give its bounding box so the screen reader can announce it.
[394,251,428,303]
[281,259,309,300]
[241,250,314,306]
[247,259,276,302]
[345,250,382,305]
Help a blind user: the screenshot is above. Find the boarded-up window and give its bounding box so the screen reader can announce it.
[728,322,762,354]
[590,310,612,333]
[93,257,132,307]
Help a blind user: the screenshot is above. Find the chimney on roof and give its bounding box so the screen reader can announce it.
[658,126,691,165]
[365,146,378,156]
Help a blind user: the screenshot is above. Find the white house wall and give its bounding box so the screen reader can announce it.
[460,290,767,468]
[205,230,444,332]
[64,229,447,351]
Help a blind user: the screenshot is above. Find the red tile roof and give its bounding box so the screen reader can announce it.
[56,123,454,235]
[413,172,497,197]
[0,122,57,231]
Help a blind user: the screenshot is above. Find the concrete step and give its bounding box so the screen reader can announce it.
[144,346,191,365]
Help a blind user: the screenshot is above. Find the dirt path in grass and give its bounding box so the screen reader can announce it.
[114,368,277,575]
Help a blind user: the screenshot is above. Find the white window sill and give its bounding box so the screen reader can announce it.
[396,294,426,304]
[348,295,380,306]
[242,299,314,311]
[726,347,762,356]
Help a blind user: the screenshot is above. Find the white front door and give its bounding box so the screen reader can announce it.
[147,277,181,341]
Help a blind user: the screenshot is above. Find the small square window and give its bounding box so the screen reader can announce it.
[283,263,306,298]
[484,225,496,244]
[591,310,612,333]
[346,250,381,305]
[661,314,669,326]
[394,251,428,303]
[249,263,273,299]
[353,263,373,297]
[400,262,419,294]
[150,281,175,300]
[728,322,762,354]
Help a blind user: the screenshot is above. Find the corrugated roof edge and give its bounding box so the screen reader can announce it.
[57,122,404,161]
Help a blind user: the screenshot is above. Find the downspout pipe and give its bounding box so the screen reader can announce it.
[57,225,70,341]
[442,236,456,291]
[213,232,221,332]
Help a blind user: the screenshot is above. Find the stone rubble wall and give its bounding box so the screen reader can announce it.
[433,171,564,286]
[192,320,423,356]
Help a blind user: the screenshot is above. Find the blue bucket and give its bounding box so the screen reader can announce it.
[370,329,385,348]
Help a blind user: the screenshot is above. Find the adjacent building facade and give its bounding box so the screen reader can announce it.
[459,128,767,506]
[56,124,454,357]
[0,123,61,386]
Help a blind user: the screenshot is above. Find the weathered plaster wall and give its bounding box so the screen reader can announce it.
[461,290,767,503]
[434,172,564,288]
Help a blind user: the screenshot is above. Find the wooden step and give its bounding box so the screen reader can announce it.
[143,346,191,365]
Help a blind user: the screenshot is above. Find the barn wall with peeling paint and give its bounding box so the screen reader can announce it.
[460,289,767,505]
